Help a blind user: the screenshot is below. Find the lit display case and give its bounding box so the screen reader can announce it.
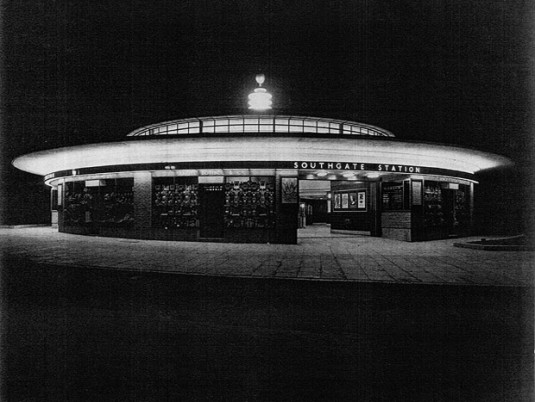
[153,178,198,229]
[423,181,471,235]
[453,184,470,230]
[423,182,444,227]
[64,181,88,225]
[98,179,134,225]
[382,182,404,210]
[224,177,275,229]
[64,178,134,226]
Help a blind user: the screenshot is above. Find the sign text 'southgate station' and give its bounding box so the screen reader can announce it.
[294,162,422,173]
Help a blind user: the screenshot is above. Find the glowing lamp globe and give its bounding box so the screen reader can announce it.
[248,74,272,111]
[248,88,272,110]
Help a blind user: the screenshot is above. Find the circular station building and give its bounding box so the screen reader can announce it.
[12,79,511,244]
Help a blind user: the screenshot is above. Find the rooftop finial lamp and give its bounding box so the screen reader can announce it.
[248,74,272,111]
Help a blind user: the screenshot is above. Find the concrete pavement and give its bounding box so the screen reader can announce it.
[1,225,533,286]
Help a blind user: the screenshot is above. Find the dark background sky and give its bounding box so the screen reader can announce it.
[1,0,534,228]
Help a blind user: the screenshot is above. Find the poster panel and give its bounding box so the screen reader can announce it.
[341,193,349,209]
[349,192,357,209]
[281,177,298,204]
[357,191,366,209]
[334,193,341,209]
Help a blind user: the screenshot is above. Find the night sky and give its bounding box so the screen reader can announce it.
[1,0,534,226]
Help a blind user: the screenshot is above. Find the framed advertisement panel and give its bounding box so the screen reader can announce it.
[333,190,367,211]
[341,193,349,209]
[281,177,298,204]
[349,192,357,209]
[334,193,341,209]
[357,191,366,209]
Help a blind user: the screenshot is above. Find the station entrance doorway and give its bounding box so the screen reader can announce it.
[297,179,379,239]
[298,180,331,238]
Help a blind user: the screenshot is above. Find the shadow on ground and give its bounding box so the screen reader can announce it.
[2,255,533,401]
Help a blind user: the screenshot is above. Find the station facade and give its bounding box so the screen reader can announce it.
[12,114,511,244]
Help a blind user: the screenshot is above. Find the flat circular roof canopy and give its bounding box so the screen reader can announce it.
[12,115,512,177]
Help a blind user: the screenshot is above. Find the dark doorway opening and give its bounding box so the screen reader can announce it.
[199,184,225,238]
[305,199,329,224]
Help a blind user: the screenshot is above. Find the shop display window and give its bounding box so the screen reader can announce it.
[382,182,406,210]
[64,178,134,226]
[98,179,134,225]
[64,181,86,224]
[453,184,470,229]
[423,181,445,227]
[423,181,471,230]
[153,177,198,229]
[224,177,275,229]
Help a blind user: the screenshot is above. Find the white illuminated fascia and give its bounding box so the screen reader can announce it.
[13,137,512,177]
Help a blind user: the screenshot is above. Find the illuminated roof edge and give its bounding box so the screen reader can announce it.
[12,137,513,177]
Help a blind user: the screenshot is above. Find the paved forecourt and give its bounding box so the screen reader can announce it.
[1,227,533,287]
